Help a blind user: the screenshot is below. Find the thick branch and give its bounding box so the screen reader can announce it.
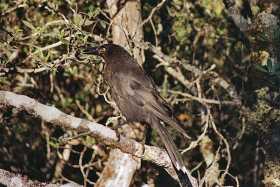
[0,91,197,184]
[106,0,144,65]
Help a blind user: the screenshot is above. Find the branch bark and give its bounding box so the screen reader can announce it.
[106,0,144,65]
[0,168,81,187]
[0,90,198,185]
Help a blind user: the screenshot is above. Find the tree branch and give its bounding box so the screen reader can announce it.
[0,168,81,187]
[0,90,198,185]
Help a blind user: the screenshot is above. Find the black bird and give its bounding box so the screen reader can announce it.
[83,44,193,187]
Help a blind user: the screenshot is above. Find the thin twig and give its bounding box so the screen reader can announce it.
[140,0,167,27]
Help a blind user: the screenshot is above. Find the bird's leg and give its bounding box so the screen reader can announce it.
[144,124,152,144]
[118,118,132,129]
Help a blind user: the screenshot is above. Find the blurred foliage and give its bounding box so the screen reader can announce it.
[0,0,280,186]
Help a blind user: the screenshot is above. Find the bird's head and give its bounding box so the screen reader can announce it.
[82,44,130,61]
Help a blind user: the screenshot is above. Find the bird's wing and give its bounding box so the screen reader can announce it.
[116,71,190,138]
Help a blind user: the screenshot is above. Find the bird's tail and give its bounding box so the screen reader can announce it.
[150,117,193,187]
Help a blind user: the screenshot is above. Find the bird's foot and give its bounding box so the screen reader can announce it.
[105,115,122,126]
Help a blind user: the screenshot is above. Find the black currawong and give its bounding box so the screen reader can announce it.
[82,43,193,187]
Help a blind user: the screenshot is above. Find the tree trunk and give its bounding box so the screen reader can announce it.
[96,1,144,186]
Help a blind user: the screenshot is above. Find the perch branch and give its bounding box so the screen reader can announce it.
[0,90,198,185]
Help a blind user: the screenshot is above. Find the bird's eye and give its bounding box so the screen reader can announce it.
[99,47,106,54]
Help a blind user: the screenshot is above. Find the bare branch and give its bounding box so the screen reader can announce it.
[0,90,198,184]
[140,0,167,27]
[95,149,138,187]
[0,168,81,187]
[146,43,241,103]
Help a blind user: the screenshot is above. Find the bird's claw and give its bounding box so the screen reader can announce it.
[105,116,122,126]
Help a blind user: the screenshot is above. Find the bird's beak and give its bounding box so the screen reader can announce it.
[82,46,100,56]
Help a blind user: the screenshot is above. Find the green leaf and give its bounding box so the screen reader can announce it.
[73,13,83,27]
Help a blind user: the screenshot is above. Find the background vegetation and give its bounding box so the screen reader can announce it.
[1,0,280,186]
